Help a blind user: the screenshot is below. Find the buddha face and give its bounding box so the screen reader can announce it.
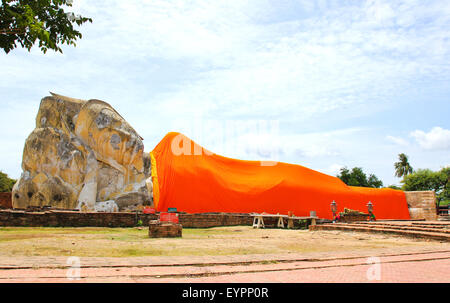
[12,174,77,209]
[74,100,145,181]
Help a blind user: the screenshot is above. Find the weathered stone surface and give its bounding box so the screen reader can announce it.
[12,93,153,211]
[405,191,437,221]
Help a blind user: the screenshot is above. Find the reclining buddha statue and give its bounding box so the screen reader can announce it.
[12,93,410,220]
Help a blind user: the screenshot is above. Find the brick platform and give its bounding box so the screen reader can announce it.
[310,221,450,242]
[148,221,182,238]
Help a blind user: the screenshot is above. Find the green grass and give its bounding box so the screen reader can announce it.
[439,200,449,206]
[0,226,443,258]
[0,226,273,257]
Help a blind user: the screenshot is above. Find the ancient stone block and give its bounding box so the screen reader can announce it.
[405,191,437,220]
[148,221,182,238]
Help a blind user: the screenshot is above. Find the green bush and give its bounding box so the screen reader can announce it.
[337,167,383,188]
[0,171,16,192]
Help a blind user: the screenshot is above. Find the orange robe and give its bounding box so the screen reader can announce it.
[151,132,410,220]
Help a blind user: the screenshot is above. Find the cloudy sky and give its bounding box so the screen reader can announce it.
[1,0,449,186]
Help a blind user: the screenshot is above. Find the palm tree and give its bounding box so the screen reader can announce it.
[394,153,413,178]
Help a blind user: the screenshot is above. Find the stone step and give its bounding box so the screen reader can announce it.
[309,224,450,242]
[412,221,450,227]
[348,221,450,230]
[411,224,450,229]
[353,221,450,229]
[437,216,450,221]
[340,223,450,234]
[352,221,434,227]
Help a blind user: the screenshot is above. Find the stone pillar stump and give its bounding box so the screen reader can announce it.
[148,220,182,238]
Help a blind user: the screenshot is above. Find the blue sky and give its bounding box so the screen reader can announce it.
[0,0,449,186]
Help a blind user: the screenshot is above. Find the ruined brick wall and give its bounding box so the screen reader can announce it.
[0,210,254,228]
[0,193,12,209]
[0,210,158,227]
[179,213,253,228]
[405,191,437,221]
[0,210,314,228]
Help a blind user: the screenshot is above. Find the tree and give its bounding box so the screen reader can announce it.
[0,171,16,192]
[440,167,450,207]
[402,167,450,210]
[0,0,92,54]
[402,169,441,192]
[367,173,383,188]
[394,153,413,178]
[387,184,401,190]
[337,167,384,188]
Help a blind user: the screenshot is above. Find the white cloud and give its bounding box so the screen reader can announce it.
[136,0,450,121]
[5,0,446,121]
[386,135,409,146]
[168,119,362,162]
[410,127,450,150]
[319,163,344,176]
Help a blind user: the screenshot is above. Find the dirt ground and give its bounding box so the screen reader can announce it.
[0,226,449,258]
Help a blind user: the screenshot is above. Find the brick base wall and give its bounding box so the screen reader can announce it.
[0,209,158,227]
[405,191,437,221]
[339,214,370,222]
[179,213,253,228]
[0,210,313,228]
[0,210,254,228]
